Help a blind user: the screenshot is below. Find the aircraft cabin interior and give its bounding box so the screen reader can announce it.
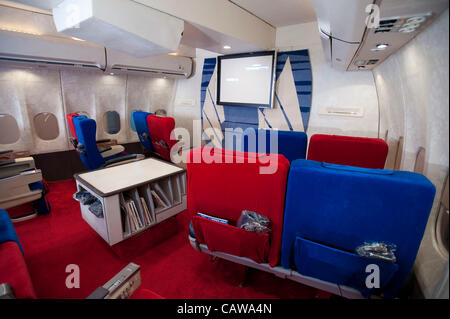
[0,0,449,303]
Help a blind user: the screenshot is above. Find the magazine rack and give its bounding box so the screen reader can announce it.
[74,158,186,245]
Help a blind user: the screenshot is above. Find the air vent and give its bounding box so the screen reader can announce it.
[374,13,432,34]
[319,107,363,117]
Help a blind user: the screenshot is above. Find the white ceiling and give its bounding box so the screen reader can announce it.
[230,0,317,27]
[6,0,318,28]
[8,0,62,10]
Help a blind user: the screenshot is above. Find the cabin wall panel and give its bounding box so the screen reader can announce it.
[126,75,176,142]
[61,70,129,144]
[275,21,380,140]
[0,67,177,154]
[0,67,68,154]
[172,56,204,148]
[373,9,449,299]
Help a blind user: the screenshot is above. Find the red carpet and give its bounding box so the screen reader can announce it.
[13,179,330,299]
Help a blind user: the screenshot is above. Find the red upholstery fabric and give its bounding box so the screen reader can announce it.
[307,134,389,169]
[0,241,36,299]
[66,113,80,139]
[192,216,270,264]
[187,147,290,267]
[147,115,177,161]
[131,288,164,299]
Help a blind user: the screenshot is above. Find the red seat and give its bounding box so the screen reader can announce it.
[66,113,80,139]
[147,115,177,161]
[307,134,389,169]
[187,147,290,267]
[0,241,36,299]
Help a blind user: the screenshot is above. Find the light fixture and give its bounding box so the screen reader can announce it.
[376,43,389,50]
[71,37,85,42]
[372,43,389,51]
[223,45,231,50]
[110,73,114,76]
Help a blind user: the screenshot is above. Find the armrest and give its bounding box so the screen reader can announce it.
[86,263,141,299]
[96,139,111,144]
[0,283,15,299]
[103,154,142,167]
[98,146,112,153]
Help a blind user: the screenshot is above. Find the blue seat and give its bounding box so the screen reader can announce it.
[74,117,143,170]
[132,111,154,152]
[0,209,23,254]
[281,160,436,298]
[240,129,308,162]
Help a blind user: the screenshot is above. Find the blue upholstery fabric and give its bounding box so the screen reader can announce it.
[132,111,154,152]
[74,117,105,170]
[29,181,51,215]
[0,209,23,254]
[74,117,141,170]
[240,129,308,162]
[281,160,436,298]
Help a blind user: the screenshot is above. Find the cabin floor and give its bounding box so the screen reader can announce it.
[13,179,331,299]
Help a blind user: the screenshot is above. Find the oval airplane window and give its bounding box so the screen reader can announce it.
[0,114,20,144]
[34,112,60,140]
[103,111,121,134]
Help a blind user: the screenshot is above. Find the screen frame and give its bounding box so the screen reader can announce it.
[216,50,276,108]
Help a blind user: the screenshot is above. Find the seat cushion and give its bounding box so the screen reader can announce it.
[281,159,436,297]
[0,241,36,299]
[147,115,177,161]
[241,129,308,162]
[66,113,80,139]
[132,111,154,152]
[187,147,290,267]
[74,118,105,170]
[0,209,23,253]
[307,134,388,169]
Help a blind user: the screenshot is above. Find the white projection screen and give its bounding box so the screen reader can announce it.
[217,51,276,108]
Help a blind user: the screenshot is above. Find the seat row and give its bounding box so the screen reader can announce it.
[66,112,179,170]
[186,136,435,298]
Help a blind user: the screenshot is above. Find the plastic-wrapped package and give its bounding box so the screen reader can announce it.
[356,242,397,263]
[237,210,271,234]
[73,191,96,205]
[89,199,104,218]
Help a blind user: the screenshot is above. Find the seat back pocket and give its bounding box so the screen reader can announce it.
[294,237,398,292]
[193,216,270,264]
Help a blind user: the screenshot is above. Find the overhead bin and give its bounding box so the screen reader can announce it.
[312,0,373,71]
[312,0,449,71]
[0,30,106,70]
[106,49,193,79]
[52,0,184,58]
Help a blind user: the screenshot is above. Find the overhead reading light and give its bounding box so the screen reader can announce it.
[372,43,389,51]
[223,45,231,50]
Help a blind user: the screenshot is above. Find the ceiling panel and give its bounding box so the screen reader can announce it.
[7,0,63,10]
[230,0,317,27]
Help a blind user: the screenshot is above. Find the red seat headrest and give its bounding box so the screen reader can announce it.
[307,134,389,169]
